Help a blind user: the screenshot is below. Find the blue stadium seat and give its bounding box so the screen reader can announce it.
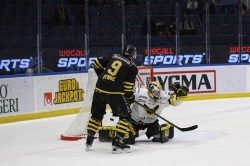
[0,37,9,49]
[113,5,122,16]
[101,37,114,47]
[65,26,78,37]
[195,25,204,35]
[69,16,77,26]
[1,16,13,26]
[11,27,25,38]
[231,25,239,36]
[128,36,142,46]
[215,14,227,26]
[75,37,85,47]
[242,35,249,44]
[113,37,122,47]
[158,0,167,5]
[167,35,176,45]
[16,0,28,6]
[168,0,180,5]
[89,16,102,27]
[138,5,147,16]
[13,16,25,26]
[209,25,220,35]
[151,5,163,15]
[103,27,115,37]
[203,15,215,26]
[0,27,11,37]
[180,35,192,45]
[25,26,37,37]
[49,37,63,48]
[242,14,250,26]
[26,16,37,27]
[15,6,27,16]
[178,4,186,15]
[114,26,122,36]
[28,6,37,17]
[101,6,113,16]
[44,0,57,5]
[89,37,100,47]
[63,37,75,48]
[42,37,49,48]
[223,34,237,45]
[102,16,114,27]
[130,26,142,36]
[137,0,145,5]
[4,0,15,6]
[2,6,14,16]
[127,16,140,27]
[162,5,174,15]
[9,38,22,48]
[78,26,86,37]
[151,36,167,46]
[210,35,224,45]
[163,15,175,27]
[214,4,222,14]
[89,5,100,16]
[188,14,200,25]
[151,15,163,24]
[41,26,48,37]
[126,5,138,16]
[148,0,157,5]
[227,15,239,25]
[66,6,77,16]
[22,37,37,48]
[52,26,65,37]
[219,25,232,35]
[90,26,102,36]
[41,6,54,17]
[192,35,205,45]
[114,16,123,26]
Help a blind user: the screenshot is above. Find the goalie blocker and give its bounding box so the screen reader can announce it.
[99,124,174,144]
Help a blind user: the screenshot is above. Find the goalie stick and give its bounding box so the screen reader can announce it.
[134,100,198,132]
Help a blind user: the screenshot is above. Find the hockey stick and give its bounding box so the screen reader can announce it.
[134,100,198,132]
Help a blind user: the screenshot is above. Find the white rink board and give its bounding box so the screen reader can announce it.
[0,77,34,116]
[154,65,249,94]
[35,73,88,112]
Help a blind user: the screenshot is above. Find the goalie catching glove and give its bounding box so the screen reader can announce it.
[176,86,189,97]
[125,93,135,105]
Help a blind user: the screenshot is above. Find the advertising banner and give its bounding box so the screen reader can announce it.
[1,45,250,75]
[35,73,88,112]
[0,77,34,116]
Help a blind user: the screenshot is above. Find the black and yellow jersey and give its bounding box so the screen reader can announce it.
[92,54,138,95]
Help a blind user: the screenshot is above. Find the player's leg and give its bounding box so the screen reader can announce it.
[108,94,136,153]
[86,91,106,149]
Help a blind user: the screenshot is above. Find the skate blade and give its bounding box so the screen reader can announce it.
[112,148,131,154]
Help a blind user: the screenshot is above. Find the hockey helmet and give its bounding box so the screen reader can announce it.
[148,81,162,100]
[123,45,137,59]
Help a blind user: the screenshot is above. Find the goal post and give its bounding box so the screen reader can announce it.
[60,66,153,141]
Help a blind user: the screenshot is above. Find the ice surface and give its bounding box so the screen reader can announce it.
[1,98,250,166]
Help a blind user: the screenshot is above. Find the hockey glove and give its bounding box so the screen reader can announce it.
[169,83,181,93]
[176,86,189,98]
[125,94,135,105]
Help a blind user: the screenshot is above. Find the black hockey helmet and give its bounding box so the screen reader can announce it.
[122,45,137,59]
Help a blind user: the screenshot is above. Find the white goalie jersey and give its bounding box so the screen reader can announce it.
[131,88,181,125]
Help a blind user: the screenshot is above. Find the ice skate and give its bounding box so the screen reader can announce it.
[112,137,131,154]
[85,134,94,150]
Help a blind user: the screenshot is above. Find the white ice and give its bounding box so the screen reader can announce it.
[1,97,250,166]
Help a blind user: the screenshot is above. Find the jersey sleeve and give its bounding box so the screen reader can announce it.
[124,66,138,96]
[91,56,111,76]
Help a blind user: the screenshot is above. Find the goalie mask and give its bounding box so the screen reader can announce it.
[148,81,162,100]
[123,45,137,59]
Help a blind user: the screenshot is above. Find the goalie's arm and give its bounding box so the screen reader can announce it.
[168,85,189,106]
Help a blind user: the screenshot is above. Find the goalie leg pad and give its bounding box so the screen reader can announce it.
[152,123,172,143]
[99,126,116,142]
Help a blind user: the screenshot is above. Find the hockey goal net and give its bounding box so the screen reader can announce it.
[61,66,153,141]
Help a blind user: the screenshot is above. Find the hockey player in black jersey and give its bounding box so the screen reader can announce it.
[85,45,138,154]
